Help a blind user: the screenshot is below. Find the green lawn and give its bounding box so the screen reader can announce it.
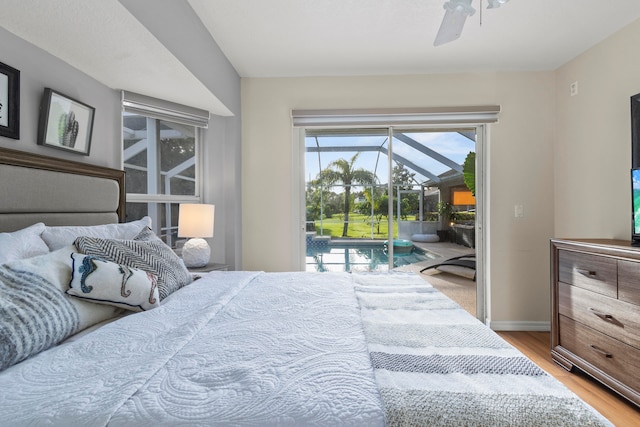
[313,213,397,239]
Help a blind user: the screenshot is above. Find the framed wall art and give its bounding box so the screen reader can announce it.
[37,88,95,155]
[0,61,20,139]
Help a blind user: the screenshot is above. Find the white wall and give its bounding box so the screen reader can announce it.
[555,19,640,240]
[242,72,556,325]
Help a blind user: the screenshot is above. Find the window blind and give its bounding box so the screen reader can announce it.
[291,106,500,127]
[122,91,210,128]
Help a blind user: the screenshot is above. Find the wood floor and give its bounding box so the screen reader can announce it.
[497,331,640,427]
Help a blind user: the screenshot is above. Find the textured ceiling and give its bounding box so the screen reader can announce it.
[2,0,640,115]
[189,0,640,77]
[0,0,231,116]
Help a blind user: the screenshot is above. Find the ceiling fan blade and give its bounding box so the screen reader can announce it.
[433,0,476,47]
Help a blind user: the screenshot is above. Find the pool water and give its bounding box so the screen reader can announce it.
[305,242,436,272]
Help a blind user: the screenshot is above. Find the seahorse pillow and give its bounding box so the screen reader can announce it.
[75,227,192,300]
[67,253,160,312]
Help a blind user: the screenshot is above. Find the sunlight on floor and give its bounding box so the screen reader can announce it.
[397,241,476,317]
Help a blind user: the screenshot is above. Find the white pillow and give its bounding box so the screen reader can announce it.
[67,253,160,312]
[41,217,152,251]
[0,223,49,264]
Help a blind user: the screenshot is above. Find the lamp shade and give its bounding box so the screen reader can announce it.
[178,204,215,238]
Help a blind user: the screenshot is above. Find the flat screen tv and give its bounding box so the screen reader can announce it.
[632,168,640,245]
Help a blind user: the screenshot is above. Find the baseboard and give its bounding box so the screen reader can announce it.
[489,320,550,331]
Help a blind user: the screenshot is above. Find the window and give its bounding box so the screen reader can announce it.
[122,91,209,246]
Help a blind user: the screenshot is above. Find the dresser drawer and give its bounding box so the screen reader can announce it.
[557,249,617,298]
[618,260,640,306]
[558,282,640,349]
[559,315,640,392]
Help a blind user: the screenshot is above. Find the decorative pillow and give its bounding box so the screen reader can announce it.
[1,247,121,372]
[0,264,79,371]
[133,225,163,243]
[41,217,152,251]
[67,253,160,312]
[75,230,192,301]
[0,223,49,264]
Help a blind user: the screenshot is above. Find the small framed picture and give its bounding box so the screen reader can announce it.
[37,88,95,155]
[0,61,20,139]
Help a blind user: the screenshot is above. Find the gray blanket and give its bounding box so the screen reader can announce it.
[352,272,612,427]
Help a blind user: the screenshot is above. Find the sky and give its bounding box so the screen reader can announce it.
[305,131,475,188]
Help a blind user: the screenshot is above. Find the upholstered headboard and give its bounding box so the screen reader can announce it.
[0,147,125,232]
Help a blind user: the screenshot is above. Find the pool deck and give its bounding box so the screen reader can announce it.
[327,239,386,245]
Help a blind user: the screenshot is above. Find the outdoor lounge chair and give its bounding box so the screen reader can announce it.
[420,254,476,281]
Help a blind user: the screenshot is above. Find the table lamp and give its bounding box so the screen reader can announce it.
[178,203,215,268]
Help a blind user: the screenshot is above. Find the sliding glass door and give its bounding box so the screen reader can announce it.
[305,129,390,272]
[304,127,476,273]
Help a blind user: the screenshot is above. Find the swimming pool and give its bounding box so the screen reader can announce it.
[305,241,436,272]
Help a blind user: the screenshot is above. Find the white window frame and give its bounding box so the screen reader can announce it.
[122,91,209,243]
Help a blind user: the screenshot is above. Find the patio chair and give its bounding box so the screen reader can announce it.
[420,254,476,281]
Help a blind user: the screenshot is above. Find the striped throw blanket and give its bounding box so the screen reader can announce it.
[352,272,612,427]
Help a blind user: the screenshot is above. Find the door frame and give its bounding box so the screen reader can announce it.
[292,122,491,323]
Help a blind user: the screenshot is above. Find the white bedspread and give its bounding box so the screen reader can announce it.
[0,270,612,426]
[0,271,384,426]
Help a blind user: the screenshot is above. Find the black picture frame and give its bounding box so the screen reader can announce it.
[37,88,95,155]
[0,61,20,139]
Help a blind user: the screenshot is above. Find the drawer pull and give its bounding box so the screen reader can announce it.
[588,307,613,320]
[588,308,624,327]
[589,344,613,358]
[575,268,597,277]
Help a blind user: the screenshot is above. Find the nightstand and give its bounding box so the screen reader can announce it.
[188,263,230,273]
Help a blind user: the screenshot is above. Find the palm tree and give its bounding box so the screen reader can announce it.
[317,153,378,237]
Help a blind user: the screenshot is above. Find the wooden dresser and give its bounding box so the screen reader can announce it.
[551,238,640,407]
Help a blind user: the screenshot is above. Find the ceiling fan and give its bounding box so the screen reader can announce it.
[434,0,510,46]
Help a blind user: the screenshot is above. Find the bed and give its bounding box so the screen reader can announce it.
[0,146,612,426]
